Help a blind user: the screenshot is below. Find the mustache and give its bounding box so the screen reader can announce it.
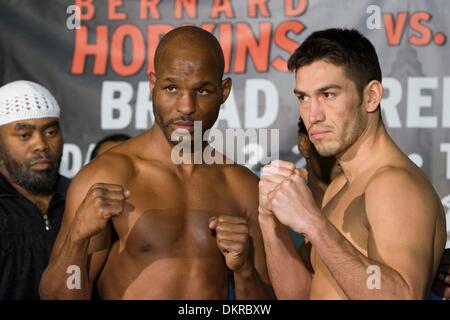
[308,125,334,132]
[166,116,197,126]
[25,152,59,166]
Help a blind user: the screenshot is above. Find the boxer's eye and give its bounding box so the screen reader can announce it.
[296,94,309,102]
[165,85,177,93]
[197,88,208,96]
[323,92,335,100]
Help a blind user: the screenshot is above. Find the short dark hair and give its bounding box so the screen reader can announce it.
[90,133,131,160]
[288,28,382,95]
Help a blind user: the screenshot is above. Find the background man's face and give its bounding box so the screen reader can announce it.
[298,131,337,184]
[0,117,63,195]
[150,48,229,145]
[295,60,366,157]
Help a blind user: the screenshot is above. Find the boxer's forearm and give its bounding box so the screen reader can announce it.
[233,259,274,300]
[39,229,92,300]
[258,214,311,299]
[308,218,417,299]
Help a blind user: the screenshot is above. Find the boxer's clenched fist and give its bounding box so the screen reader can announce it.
[209,215,250,272]
[72,183,129,241]
[267,168,317,233]
[259,160,296,213]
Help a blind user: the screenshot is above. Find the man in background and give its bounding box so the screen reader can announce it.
[0,80,69,299]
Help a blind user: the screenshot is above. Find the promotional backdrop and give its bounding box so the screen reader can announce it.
[0,0,449,245]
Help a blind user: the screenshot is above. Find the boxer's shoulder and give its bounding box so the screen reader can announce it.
[74,150,135,191]
[366,164,428,194]
[220,164,259,215]
[221,163,259,187]
[365,164,439,210]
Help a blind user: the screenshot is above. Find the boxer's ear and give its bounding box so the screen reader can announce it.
[221,77,232,103]
[149,72,156,95]
[364,80,383,113]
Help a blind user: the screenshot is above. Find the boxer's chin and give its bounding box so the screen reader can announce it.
[169,128,194,145]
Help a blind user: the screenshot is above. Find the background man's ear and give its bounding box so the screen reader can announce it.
[365,80,383,113]
[149,72,156,95]
[221,77,232,103]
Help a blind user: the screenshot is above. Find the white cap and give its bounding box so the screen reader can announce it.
[0,80,61,126]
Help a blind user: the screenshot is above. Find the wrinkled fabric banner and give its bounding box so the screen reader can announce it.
[0,0,448,245]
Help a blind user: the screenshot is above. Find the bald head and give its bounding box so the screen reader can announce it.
[154,26,225,80]
[149,26,232,145]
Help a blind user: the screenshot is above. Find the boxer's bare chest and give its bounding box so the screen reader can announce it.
[111,164,244,255]
[309,179,371,298]
[311,181,370,272]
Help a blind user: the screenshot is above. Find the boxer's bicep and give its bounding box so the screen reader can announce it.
[365,169,437,298]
